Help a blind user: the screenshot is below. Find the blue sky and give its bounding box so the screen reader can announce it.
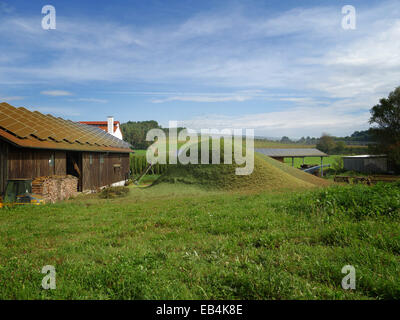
[0,0,399,138]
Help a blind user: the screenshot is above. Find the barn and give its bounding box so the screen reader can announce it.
[255,148,328,165]
[0,102,132,194]
[342,155,388,174]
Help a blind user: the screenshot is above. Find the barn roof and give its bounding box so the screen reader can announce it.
[0,102,132,153]
[342,155,387,158]
[255,148,328,157]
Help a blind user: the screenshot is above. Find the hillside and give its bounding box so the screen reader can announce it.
[155,153,330,192]
[257,153,332,187]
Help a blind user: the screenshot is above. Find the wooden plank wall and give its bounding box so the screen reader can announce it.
[81,152,130,191]
[7,145,67,180]
[55,151,66,175]
[0,139,8,194]
[1,141,129,193]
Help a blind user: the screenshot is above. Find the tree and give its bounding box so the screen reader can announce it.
[316,134,336,154]
[334,141,346,154]
[280,136,291,143]
[369,86,400,167]
[120,120,162,149]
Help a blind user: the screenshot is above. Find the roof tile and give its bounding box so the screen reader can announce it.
[0,102,132,153]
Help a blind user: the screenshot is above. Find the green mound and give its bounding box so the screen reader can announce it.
[155,153,325,192]
[256,153,333,187]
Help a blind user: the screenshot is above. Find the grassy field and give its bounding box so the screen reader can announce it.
[1,150,400,299]
[283,155,342,168]
[0,180,399,299]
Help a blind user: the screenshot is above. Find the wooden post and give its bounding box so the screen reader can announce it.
[292,157,294,167]
[302,157,305,165]
[320,157,323,177]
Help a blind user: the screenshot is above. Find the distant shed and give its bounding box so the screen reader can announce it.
[255,148,329,176]
[342,155,388,174]
[255,148,328,163]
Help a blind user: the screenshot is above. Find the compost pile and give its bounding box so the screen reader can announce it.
[32,175,78,203]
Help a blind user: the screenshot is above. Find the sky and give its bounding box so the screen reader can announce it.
[0,0,399,138]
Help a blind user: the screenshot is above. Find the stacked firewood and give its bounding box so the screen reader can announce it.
[32,175,78,203]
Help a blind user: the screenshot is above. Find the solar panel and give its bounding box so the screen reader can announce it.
[0,102,132,152]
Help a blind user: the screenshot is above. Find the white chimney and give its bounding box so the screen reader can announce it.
[107,116,114,135]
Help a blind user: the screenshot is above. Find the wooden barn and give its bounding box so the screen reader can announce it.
[0,102,132,194]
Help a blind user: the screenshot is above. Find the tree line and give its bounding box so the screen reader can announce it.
[120,120,185,149]
[318,86,400,171]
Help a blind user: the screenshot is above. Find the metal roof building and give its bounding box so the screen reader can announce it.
[255,148,328,176]
[0,102,132,193]
[342,155,388,174]
[255,148,328,158]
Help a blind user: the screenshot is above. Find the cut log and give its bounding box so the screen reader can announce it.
[32,175,78,203]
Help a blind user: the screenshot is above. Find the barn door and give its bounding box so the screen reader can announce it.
[66,152,82,192]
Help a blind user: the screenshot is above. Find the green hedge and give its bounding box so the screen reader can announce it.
[130,154,168,176]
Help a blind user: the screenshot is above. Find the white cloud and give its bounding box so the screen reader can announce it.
[1,1,398,98]
[180,106,370,138]
[40,90,73,96]
[32,106,80,117]
[69,98,108,103]
[0,1,399,136]
[152,95,250,103]
[0,95,23,101]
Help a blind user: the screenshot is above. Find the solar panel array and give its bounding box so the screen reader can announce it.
[0,102,132,152]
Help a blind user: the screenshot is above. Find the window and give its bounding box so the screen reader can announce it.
[49,154,54,167]
[89,154,93,165]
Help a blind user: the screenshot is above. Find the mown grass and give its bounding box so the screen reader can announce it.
[0,181,399,300]
[283,155,342,168]
[155,153,317,192]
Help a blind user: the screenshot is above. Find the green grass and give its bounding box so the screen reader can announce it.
[0,182,399,299]
[283,155,342,168]
[0,154,398,300]
[155,153,330,192]
[133,149,147,156]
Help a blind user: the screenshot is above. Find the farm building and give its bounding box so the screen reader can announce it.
[255,148,329,176]
[255,148,328,164]
[79,117,123,140]
[342,155,388,174]
[0,102,132,194]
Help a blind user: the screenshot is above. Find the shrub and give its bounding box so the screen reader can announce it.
[99,186,130,199]
[290,182,400,219]
[331,157,344,173]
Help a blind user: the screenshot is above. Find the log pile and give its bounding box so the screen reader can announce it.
[32,175,78,203]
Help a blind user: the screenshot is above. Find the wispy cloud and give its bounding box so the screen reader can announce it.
[69,98,108,103]
[180,107,370,138]
[0,1,398,135]
[40,90,73,97]
[0,95,23,101]
[32,106,81,117]
[152,95,250,103]
[1,2,399,98]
